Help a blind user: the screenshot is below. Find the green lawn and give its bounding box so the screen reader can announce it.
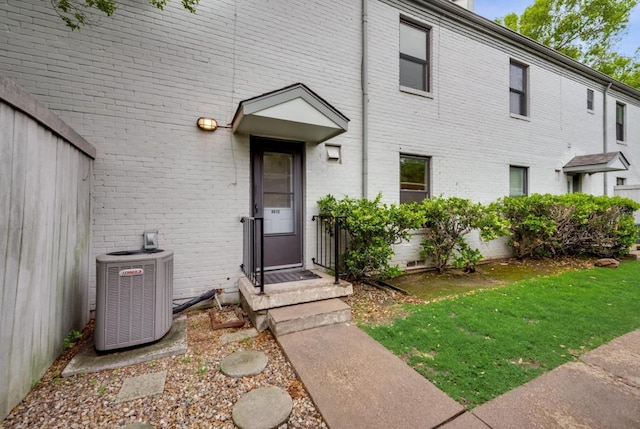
[363,261,640,408]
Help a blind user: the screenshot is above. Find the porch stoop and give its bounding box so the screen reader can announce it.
[268,299,351,337]
[239,269,352,333]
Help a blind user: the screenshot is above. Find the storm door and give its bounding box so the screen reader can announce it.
[251,138,303,269]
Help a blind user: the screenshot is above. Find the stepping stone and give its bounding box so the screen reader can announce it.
[115,371,166,403]
[116,424,155,429]
[220,328,259,344]
[232,386,292,429]
[221,350,268,378]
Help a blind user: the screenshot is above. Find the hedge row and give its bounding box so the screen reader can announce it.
[318,193,639,279]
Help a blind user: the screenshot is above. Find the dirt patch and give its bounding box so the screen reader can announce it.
[345,257,596,326]
[508,357,542,369]
[389,257,595,301]
[343,282,425,327]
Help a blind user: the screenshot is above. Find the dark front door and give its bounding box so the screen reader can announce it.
[251,138,303,269]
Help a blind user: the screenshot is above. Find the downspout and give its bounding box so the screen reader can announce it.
[603,82,612,195]
[361,0,369,198]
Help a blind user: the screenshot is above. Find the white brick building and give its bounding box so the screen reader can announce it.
[1,0,639,308]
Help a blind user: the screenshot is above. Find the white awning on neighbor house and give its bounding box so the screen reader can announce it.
[232,83,349,143]
[563,151,630,174]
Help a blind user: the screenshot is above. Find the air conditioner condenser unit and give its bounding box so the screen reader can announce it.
[95,249,174,351]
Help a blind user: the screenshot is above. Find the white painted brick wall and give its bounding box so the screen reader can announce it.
[1,0,362,306]
[368,0,639,268]
[2,0,639,300]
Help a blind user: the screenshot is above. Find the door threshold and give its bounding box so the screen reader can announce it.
[263,264,304,272]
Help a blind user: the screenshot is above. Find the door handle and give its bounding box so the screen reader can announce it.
[254,203,259,215]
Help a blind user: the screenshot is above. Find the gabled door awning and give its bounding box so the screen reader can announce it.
[232,83,349,143]
[563,151,630,174]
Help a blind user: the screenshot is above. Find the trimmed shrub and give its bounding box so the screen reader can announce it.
[495,193,639,258]
[415,197,506,273]
[317,193,422,280]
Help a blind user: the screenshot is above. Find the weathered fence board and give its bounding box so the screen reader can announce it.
[0,77,95,421]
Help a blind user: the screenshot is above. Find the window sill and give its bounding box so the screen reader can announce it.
[617,140,627,146]
[400,85,433,99]
[587,109,594,115]
[510,113,530,122]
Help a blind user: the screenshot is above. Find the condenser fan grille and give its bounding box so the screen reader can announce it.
[95,251,173,351]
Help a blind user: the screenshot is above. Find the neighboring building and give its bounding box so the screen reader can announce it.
[1,0,639,309]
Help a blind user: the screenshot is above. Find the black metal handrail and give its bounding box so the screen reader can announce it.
[240,216,264,294]
[311,215,348,285]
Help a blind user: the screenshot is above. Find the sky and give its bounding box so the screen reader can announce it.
[474,0,640,57]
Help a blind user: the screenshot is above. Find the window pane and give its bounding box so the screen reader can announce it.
[616,103,624,123]
[616,103,624,140]
[264,193,292,208]
[400,156,426,191]
[264,152,292,193]
[400,23,427,60]
[509,166,526,196]
[400,58,426,91]
[617,123,624,141]
[400,190,429,204]
[510,63,524,91]
[400,155,429,204]
[510,92,525,116]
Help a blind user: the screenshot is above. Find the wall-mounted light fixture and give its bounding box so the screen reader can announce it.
[197,117,218,131]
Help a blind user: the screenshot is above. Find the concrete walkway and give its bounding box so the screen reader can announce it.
[278,323,465,428]
[278,324,640,429]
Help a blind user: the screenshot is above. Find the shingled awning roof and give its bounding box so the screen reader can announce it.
[563,151,630,174]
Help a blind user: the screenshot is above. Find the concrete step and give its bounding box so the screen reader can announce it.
[239,270,352,312]
[267,299,351,338]
[629,250,640,260]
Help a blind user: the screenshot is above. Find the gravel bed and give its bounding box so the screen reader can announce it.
[1,306,327,429]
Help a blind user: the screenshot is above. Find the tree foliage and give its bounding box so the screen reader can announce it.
[51,0,199,30]
[497,0,640,89]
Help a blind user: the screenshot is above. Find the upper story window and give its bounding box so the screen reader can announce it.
[509,61,528,116]
[587,89,594,111]
[400,20,430,93]
[400,154,430,203]
[509,165,528,196]
[616,102,625,142]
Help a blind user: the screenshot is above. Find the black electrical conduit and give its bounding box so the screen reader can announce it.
[172,288,221,314]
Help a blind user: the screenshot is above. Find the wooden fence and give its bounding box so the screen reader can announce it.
[0,77,95,420]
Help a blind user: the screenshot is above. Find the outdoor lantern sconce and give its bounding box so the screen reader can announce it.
[197,117,218,131]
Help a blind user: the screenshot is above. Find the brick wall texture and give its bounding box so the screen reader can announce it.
[1,0,638,304]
